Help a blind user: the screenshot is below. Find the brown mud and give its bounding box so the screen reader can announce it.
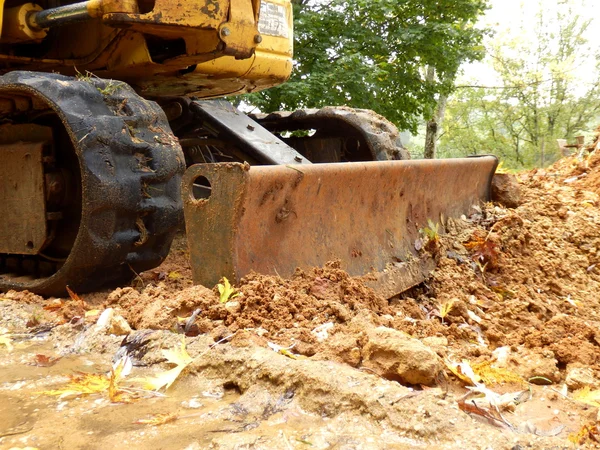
[1,137,600,448]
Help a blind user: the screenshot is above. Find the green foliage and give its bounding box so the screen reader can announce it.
[421,219,440,242]
[440,1,600,169]
[243,0,489,133]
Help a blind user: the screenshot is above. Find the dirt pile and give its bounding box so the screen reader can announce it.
[3,141,600,448]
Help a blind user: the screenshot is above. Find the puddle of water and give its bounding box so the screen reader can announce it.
[0,337,402,450]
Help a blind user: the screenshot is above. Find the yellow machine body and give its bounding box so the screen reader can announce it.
[0,0,293,98]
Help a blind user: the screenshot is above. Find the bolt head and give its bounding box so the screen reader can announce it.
[221,27,231,37]
[254,35,263,44]
[294,156,303,162]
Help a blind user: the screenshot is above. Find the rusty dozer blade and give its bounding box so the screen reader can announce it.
[182,156,498,298]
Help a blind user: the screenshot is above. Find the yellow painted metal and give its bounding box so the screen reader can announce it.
[1,3,47,43]
[103,0,229,37]
[86,0,138,17]
[0,0,294,99]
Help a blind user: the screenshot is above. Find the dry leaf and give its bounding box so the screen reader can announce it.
[44,299,64,311]
[133,338,192,391]
[134,412,178,426]
[168,271,182,280]
[30,354,60,367]
[572,386,600,407]
[66,286,84,303]
[569,422,600,445]
[471,361,524,386]
[439,299,458,323]
[109,358,134,403]
[41,372,110,398]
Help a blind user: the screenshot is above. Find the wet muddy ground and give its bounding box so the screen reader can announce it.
[1,138,600,449]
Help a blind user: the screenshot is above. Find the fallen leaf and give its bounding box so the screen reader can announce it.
[30,354,60,367]
[569,422,600,445]
[133,338,192,391]
[217,277,240,304]
[471,361,524,386]
[133,412,178,426]
[109,357,134,403]
[572,386,600,408]
[44,299,64,311]
[41,372,110,398]
[439,299,458,324]
[85,309,101,318]
[66,286,84,303]
[168,271,182,280]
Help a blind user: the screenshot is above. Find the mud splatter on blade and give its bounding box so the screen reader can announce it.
[182,156,498,298]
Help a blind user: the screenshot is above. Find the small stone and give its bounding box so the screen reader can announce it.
[566,366,597,390]
[109,315,132,336]
[491,173,522,208]
[182,398,203,409]
[224,300,240,313]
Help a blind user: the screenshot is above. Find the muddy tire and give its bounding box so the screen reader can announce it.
[0,72,185,296]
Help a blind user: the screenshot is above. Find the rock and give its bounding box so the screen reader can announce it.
[361,327,443,386]
[224,300,240,314]
[566,366,597,390]
[109,315,132,336]
[491,173,522,208]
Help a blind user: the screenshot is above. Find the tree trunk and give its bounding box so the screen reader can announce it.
[424,92,449,159]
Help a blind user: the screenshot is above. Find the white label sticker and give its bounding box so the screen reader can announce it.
[258,2,289,39]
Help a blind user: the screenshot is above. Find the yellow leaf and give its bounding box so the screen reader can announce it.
[41,372,110,398]
[0,335,13,352]
[572,386,600,407]
[569,422,600,445]
[217,277,240,304]
[471,361,524,386]
[133,338,192,391]
[439,299,458,322]
[109,358,133,403]
[85,309,101,317]
[168,271,182,279]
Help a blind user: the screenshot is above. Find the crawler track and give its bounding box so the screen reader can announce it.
[0,72,184,296]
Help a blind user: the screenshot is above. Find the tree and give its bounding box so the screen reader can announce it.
[440,1,600,168]
[243,0,489,135]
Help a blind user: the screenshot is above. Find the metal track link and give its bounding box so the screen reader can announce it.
[0,72,185,296]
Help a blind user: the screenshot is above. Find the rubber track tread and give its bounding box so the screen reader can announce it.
[0,72,185,296]
[252,107,410,161]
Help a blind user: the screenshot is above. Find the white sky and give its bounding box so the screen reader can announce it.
[460,0,599,86]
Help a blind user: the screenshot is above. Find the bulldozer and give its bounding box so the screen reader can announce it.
[0,0,498,297]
